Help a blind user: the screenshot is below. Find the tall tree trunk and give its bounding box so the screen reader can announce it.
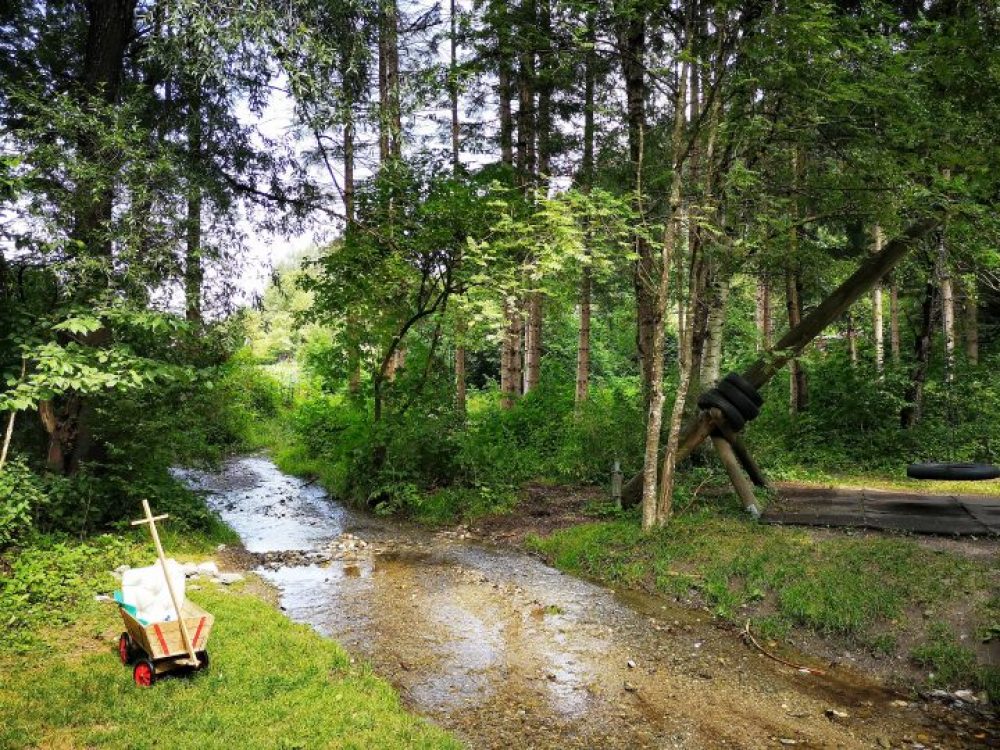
[937,234,956,381]
[641,52,688,529]
[963,275,979,365]
[44,0,136,474]
[901,281,938,428]
[183,78,203,324]
[700,279,728,387]
[449,0,460,173]
[575,10,596,406]
[755,275,772,350]
[536,0,552,186]
[378,0,401,163]
[786,149,807,413]
[496,0,528,410]
[643,47,699,526]
[872,226,884,373]
[450,0,466,415]
[500,299,523,409]
[524,293,542,393]
[521,0,548,395]
[616,9,654,400]
[343,73,361,395]
[889,274,901,364]
[514,0,536,185]
[496,6,515,168]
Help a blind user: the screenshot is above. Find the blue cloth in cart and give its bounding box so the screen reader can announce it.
[114,590,149,626]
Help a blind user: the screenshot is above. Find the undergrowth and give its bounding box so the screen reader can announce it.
[527,501,1000,702]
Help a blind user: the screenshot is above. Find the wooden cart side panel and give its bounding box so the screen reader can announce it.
[120,608,153,657]
[179,601,213,651]
[145,611,214,658]
[189,613,214,651]
[120,600,213,659]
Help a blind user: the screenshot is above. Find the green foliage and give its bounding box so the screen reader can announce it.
[0,460,43,548]
[244,365,646,522]
[216,349,291,446]
[0,535,145,652]
[750,352,1000,475]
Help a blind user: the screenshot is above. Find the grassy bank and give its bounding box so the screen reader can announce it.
[0,525,458,749]
[526,500,1000,702]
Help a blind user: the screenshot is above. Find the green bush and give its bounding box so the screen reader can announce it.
[751,352,1000,474]
[217,349,289,446]
[0,459,43,548]
[0,534,146,652]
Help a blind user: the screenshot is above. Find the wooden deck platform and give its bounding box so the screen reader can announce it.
[762,485,1000,536]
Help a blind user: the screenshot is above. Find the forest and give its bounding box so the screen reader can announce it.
[1,0,1000,747]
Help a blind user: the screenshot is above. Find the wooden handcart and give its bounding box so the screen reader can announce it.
[116,499,214,687]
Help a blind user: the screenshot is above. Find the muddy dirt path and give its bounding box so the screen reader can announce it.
[178,457,995,749]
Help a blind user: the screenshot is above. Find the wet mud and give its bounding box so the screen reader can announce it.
[177,457,998,749]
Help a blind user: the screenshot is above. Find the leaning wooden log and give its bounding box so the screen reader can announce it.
[622,213,942,508]
[709,408,771,490]
[712,435,761,518]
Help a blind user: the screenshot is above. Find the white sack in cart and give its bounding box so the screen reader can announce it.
[121,558,186,623]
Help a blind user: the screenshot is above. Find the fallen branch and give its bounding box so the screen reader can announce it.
[742,619,825,676]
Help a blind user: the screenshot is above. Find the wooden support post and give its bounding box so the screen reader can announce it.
[728,434,771,491]
[131,499,198,666]
[708,409,771,490]
[711,435,760,519]
[621,213,943,508]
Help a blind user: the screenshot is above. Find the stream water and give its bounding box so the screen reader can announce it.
[176,456,994,749]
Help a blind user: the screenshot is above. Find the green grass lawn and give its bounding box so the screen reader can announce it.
[0,538,459,750]
[527,501,1000,701]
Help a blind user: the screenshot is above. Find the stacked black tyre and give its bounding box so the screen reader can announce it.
[697,373,764,432]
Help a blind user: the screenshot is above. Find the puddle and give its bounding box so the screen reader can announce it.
[178,456,997,749]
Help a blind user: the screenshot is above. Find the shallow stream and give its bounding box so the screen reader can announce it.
[176,456,993,749]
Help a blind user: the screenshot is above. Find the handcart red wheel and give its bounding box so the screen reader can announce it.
[133,659,156,688]
[118,631,137,665]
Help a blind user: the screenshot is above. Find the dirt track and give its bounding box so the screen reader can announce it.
[178,457,998,749]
